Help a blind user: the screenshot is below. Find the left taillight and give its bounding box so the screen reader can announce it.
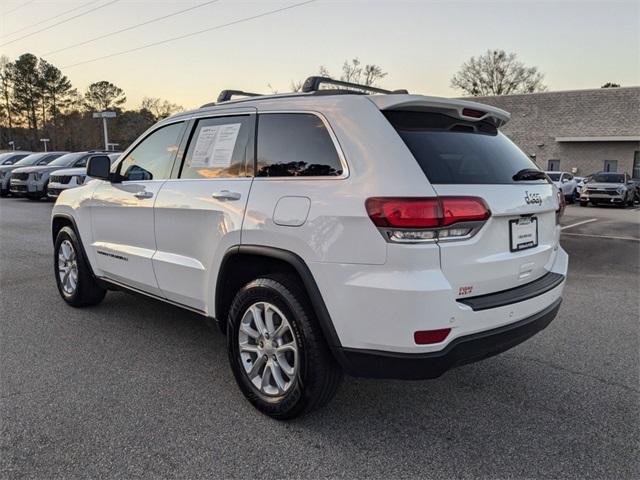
[365,196,490,243]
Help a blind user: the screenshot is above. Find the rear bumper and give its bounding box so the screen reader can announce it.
[338,298,561,379]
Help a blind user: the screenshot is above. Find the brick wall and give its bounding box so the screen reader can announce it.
[470,87,640,176]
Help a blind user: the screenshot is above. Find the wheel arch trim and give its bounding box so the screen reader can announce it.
[217,245,344,352]
[51,213,97,278]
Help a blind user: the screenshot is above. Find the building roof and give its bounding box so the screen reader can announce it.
[470,86,640,140]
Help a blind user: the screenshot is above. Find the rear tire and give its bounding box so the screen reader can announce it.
[54,226,106,307]
[580,201,588,207]
[227,275,342,419]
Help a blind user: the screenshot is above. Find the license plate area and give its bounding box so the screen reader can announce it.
[509,216,538,252]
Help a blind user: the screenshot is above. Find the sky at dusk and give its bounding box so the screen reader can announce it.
[1,0,638,109]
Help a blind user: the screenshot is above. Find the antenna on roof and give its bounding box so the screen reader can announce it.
[217,89,262,103]
[301,76,408,95]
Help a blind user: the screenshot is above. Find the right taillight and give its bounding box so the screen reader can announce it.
[365,196,490,243]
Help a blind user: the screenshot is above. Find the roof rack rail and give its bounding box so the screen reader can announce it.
[217,89,262,103]
[301,76,408,95]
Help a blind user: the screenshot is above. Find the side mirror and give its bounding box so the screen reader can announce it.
[86,155,112,181]
[561,178,568,183]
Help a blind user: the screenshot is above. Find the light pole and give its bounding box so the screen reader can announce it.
[93,111,117,151]
[40,138,50,152]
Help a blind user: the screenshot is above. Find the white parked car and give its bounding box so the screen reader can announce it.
[51,77,568,419]
[48,153,120,199]
[545,171,578,202]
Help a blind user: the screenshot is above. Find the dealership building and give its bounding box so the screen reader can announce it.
[473,86,640,178]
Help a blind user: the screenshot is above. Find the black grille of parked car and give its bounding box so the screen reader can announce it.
[50,175,71,184]
[12,172,29,181]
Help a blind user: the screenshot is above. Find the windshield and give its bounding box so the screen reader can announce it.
[12,153,51,166]
[383,111,544,184]
[47,152,85,167]
[547,173,561,181]
[591,173,625,183]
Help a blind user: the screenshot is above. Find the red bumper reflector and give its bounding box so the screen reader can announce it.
[414,328,451,345]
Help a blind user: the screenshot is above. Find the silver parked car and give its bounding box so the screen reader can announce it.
[580,172,635,207]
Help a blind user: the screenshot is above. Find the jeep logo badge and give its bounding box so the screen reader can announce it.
[524,191,542,206]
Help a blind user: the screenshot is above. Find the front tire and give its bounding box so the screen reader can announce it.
[580,201,588,207]
[54,226,106,307]
[227,275,342,419]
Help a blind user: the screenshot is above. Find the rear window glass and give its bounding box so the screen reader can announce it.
[547,173,561,181]
[383,111,544,184]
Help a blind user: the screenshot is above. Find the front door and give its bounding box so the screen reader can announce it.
[153,112,255,311]
[90,121,187,295]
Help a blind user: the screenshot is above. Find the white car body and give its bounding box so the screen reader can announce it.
[52,87,568,413]
[545,171,578,199]
[48,154,120,199]
[47,167,86,198]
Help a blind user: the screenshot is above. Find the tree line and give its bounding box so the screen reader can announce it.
[0,53,183,152]
[5,49,617,153]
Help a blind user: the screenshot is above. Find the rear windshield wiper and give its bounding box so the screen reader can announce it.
[513,169,547,181]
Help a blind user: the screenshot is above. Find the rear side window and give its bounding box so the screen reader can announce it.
[180,115,253,179]
[256,113,343,177]
[383,111,544,184]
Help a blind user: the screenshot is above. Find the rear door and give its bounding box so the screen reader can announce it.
[383,110,559,297]
[152,111,255,311]
[90,121,187,295]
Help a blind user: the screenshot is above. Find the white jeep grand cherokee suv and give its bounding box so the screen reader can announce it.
[51,77,568,419]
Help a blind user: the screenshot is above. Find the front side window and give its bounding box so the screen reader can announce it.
[180,115,253,179]
[117,122,185,181]
[256,113,343,177]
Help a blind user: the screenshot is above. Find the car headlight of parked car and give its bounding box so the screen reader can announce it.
[617,186,626,195]
[33,172,43,181]
[77,175,86,184]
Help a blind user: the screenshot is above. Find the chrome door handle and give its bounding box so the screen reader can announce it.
[211,190,241,201]
[134,191,154,199]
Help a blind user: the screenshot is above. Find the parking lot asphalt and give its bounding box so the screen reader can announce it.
[1,199,638,479]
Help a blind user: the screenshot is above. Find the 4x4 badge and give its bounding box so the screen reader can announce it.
[524,191,542,206]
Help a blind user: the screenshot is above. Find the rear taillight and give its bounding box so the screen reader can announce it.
[556,190,565,224]
[365,196,490,243]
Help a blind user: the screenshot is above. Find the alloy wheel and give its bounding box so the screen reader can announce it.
[58,239,78,295]
[238,302,299,396]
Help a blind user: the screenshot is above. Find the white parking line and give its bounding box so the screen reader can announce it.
[561,232,640,242]
[561,218,598,230]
